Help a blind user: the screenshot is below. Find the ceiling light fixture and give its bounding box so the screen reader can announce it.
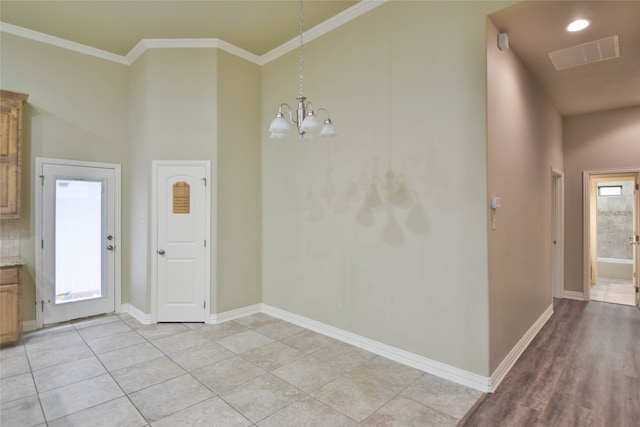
[567,19,590,32]
[268,0,337,140]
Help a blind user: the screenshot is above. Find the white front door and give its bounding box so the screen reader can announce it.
[39,161,119,325]
[156,163,209,322]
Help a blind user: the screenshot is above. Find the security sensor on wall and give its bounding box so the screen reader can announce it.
[498,33,509,51]
[490,197,501,230]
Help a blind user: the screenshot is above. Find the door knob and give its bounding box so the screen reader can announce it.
[158,249,165,255]
[106,245,114,251]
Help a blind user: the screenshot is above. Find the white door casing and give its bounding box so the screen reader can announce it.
[154,162,210,322]
[551,169,565,299]
[583,169,640,303]
[36,158,121,326]
[633,174,639,308]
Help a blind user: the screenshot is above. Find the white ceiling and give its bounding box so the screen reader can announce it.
[1,1,638,117]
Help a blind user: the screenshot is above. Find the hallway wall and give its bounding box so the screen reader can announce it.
[486,18,563,373]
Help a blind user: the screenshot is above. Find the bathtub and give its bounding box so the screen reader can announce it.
[597,257,633,280]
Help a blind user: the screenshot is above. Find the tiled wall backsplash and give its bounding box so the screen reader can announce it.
[1,220,21,258]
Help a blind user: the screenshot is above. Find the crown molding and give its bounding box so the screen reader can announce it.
[0,22,129,65]
[127,38,261,64]
[0,0,386,66]
[258,0,387,65]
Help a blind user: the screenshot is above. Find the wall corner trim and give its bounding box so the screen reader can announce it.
[489,303,554,392]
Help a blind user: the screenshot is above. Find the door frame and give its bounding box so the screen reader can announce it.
[151,160,212,323]
[35,157,121,329]
[582,168,640,301]
[551,168,565,299]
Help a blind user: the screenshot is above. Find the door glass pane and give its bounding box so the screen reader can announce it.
[55,179,104,304]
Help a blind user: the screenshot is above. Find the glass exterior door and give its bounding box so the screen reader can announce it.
[41,162,116,324]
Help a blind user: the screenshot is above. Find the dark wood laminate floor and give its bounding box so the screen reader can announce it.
[463,298,640,427]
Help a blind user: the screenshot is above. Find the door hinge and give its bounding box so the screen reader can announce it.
[204,240,207,248]
[636,183,639,190]
[201,177,207,187]
[39,175,44,185]
[204,301,206,309]
[41,240,44,249]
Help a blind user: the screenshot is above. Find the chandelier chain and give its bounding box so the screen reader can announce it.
[298,0,304,98]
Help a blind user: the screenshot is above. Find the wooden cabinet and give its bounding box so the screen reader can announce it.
[0,265,22,345]
[1,90,29,220]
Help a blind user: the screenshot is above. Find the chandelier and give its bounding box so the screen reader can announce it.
[268,0,337,140]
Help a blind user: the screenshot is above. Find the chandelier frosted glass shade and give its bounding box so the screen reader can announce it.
[300,111,321,134]
[268,112,292,139]
[319,118,337,137]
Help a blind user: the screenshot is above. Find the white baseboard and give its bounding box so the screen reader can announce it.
[114,301,552,394]
[23,320,37,332]
[260,304,491,393]
[120,303,154,325]
[119,303,263,325]
[208,304,261,324]
[563,291,585,301]
[489,303,554,392]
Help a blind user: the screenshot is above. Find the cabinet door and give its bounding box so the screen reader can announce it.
[0,103,21,219]
[0,283,21,344]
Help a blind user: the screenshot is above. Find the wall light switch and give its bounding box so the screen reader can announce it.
[491,197,502,209]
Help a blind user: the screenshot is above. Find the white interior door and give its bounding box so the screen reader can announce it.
[40,162,118,324]
[156,163,208,322]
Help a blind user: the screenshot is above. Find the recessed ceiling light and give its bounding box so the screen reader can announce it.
[567,19,591,32]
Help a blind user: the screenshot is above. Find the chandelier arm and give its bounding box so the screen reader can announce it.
[316,107,330,119]
[278,103,296,125]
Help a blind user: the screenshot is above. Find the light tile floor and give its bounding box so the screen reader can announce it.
[591,276,636,306]
[0,312,484,426]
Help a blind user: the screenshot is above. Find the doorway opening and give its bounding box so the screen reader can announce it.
[585,171,638,307]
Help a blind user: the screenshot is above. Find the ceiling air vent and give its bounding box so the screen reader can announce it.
[548,35,620,71]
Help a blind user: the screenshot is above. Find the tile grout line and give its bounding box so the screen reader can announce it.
[71,316,152,426]
[19,339,48,427]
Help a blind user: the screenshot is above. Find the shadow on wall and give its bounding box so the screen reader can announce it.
[303,157,430,247]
